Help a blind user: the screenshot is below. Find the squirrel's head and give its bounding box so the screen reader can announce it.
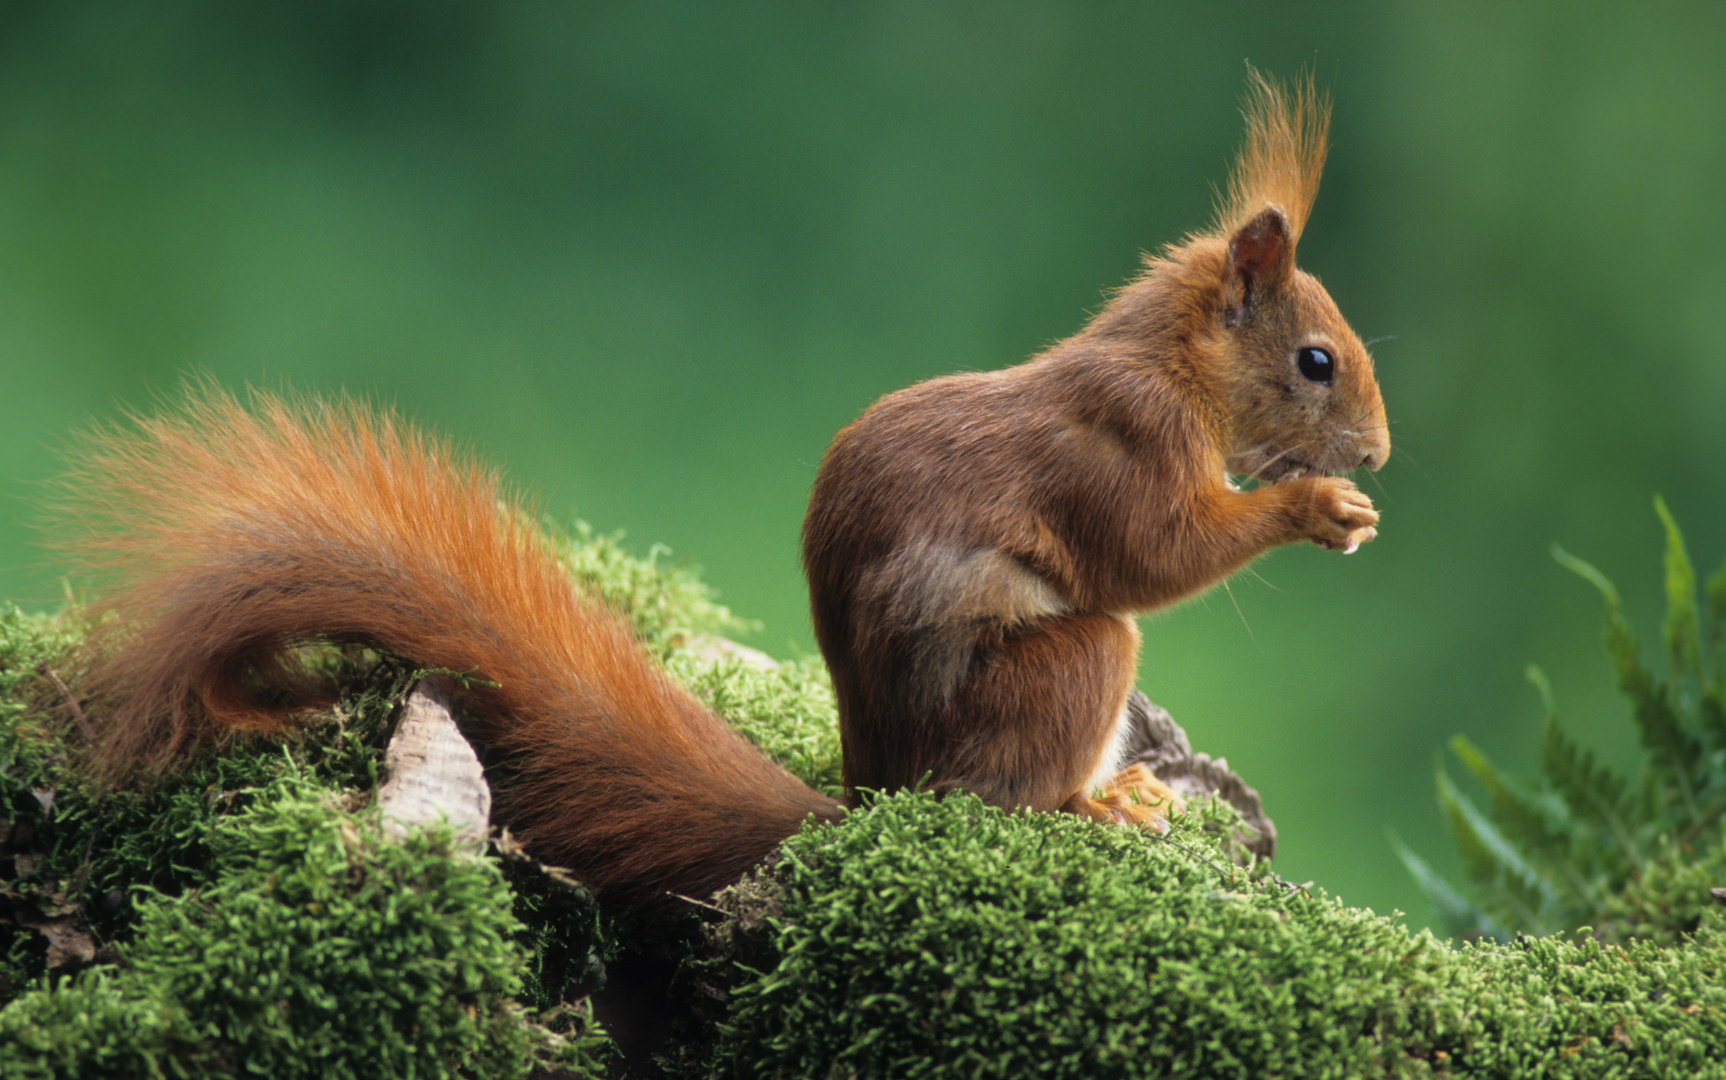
[1207,203,1390,483]
[1180,69,1390,483]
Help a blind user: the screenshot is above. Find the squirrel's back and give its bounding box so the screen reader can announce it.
[56,385,840,902]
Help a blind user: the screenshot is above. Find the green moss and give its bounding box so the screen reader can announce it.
[670,653,843,797]
[0,969,204,1079]
[708,792,1446,1078]
[545,517,845,794]
[1,604,96,998]
[1598,830,1726,942]
[501,846,613,1013]
[1450,928,1726,1077]
[0,785,611,1079]
[705,790,1726,1079]
[1,642,406,997]
[0,604,82,792]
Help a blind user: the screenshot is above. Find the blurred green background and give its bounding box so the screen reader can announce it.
[2,0,1723,931]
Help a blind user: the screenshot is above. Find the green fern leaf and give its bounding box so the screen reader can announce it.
[1389,834,1502,941]
[1437,767,1555,933]
[1450,733,1597,916]
[1701,692,1726,753]
[1537,702,1640,879]
[1654,496,1702,680]
[1553,543,1700,820]
[1417,507,1726,942]
[1704,553,1726,737]
[1698,552,1726,676]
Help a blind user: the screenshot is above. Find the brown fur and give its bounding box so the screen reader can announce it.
[802,71,1389,822]
[53,384,840,903]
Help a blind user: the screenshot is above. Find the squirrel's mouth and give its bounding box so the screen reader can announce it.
[1237,455,1327,486]
[1257,457,1316,484]
[1226,444,1352,488]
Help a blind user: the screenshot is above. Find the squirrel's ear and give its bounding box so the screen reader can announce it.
[1227,206,1294,290]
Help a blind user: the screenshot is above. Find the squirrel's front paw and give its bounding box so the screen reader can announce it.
[1302,477,1379,554]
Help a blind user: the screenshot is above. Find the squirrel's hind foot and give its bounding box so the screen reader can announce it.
[1063,762,1185,832]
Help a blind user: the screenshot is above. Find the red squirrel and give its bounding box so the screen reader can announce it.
[803,70,1386,828]
[55,72,1383,904]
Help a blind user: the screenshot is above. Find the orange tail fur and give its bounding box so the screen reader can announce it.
[53,385,839,901]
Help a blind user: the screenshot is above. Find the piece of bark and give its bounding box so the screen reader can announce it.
[14,910,96,969]
[377,674,491,847]
[683,634,780,671]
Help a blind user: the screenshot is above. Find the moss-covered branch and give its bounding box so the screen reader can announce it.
[3,518,1724,1078]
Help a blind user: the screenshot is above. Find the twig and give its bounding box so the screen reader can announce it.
[671,892,730,915]
[37,663,96,743]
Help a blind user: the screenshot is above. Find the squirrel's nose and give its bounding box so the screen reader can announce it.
[1359,437,1389,472]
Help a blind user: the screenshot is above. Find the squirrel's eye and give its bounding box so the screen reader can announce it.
[1296,346,1334,384]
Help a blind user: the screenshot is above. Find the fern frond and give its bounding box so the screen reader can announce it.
[1417,507,1726,941]
[1437,767,1555,934]
[1527,663,1637,877]
[1654,496,1701,680]
[1538,700,1639,875]
[1554,543,1700,820]
[1389,833,1503,941]
[1701,690,1726,750]
[1450,734,1597,915]
[1702,550,1726,744]
[1707,556,1726,693]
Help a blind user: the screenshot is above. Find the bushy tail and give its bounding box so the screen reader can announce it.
[52,384,840,901]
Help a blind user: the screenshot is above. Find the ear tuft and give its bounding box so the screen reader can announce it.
[1217,68,1328,241]
[1228,206,1294,288]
